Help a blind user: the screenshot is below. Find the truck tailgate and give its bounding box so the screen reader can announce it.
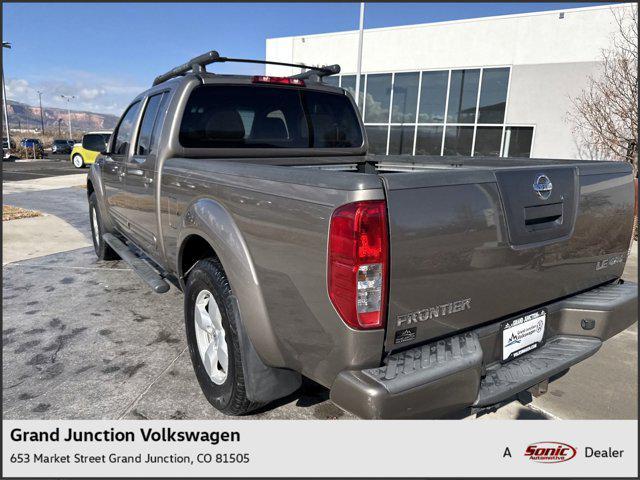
[380,162,634,352]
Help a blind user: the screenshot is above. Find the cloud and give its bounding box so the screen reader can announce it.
[5,78,30,95]
[4,71,146,116]
[79,88,107,100]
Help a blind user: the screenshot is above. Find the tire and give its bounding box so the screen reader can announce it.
[72,154,84,168]
[88,192,119,260]
[185,259,261,415]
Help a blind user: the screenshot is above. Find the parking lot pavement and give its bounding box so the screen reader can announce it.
[2,157,81,182]
[2,248,354,420]
[2,183,637,420]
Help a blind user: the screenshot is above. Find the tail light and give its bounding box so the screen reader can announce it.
[328,200,388,329]
[252,76,305,87]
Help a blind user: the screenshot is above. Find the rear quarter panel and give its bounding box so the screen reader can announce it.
[160,159,386,386]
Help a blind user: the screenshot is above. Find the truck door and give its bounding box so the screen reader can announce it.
[122,91,169,254]
[102,100,142,230]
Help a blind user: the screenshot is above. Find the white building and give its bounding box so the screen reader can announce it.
[266,3,633,159]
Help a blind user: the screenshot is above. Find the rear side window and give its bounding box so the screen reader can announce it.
[82,134,109,152]
[113,101,141,155]
[179,85,363,149]
[136,92,167,155]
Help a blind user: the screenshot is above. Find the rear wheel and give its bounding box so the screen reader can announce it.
[185,259,261,415]
[72,154,84,168]
[89,192,119,260]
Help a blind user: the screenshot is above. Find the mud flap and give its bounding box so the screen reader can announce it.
[228,295,302,404]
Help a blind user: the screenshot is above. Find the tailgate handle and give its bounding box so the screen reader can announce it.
[524,202,563,227]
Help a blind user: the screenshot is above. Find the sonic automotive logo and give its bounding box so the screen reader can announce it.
[525,442,577,463]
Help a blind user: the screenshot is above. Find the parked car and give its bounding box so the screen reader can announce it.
[87,51,637,419]
[20,138,44,157]
[52,139,73,154]
[2,137,14,159]
[71,131,111,168]
[2,137,14,149]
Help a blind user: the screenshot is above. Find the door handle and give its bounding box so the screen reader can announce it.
[128,168,144,176]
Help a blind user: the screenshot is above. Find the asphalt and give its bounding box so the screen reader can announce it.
[2,156,80,182]
[2,172,638,420]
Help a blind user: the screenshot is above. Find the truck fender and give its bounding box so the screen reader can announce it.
[87,164,116,233]
[178,198,301,401]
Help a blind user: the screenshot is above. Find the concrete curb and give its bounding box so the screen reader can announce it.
[3,173,87,194]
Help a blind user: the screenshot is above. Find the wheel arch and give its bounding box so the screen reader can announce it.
[86,166,115,233]
[177,198,286,368]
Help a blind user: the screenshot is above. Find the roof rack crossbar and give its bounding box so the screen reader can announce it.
[152,50,340,86]
[153,50,220,86]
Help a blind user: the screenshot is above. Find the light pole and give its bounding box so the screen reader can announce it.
[36,90,45,135]
[60,94,75,140]
[2,41,11,146]
[354,3,365,108]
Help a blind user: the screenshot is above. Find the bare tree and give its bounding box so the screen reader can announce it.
[568,5,638,173]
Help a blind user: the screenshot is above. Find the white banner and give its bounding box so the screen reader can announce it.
[2,420,637,477]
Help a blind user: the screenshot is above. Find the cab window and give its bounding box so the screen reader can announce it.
[136,92,168,156]
[113,101,142,155]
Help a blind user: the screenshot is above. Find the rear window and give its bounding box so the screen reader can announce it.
[179,85,363,149]
[82,133,110,152]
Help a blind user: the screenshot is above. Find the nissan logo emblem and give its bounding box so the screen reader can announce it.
[533,174,553,200]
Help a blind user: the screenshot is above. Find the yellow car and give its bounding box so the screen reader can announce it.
[71,131,112,168]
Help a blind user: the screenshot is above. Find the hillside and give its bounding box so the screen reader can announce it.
[6,100,119,135]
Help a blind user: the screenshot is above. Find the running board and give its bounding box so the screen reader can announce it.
[103,233,170,294]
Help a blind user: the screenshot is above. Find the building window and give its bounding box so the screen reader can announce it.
[447,69,480,124]
[365,125,388,154]
[478,67,509,124]
[324,76,339,87]
[474,126,503,157]
[388,125,414,155]
[444,126,474,156]
[340,74,364,111]
[415,126,443,155]
[335,65,535,158]
[503,126,534,158]
[391,72,419,123]
[364,73,392,123]
[418,71,448,123]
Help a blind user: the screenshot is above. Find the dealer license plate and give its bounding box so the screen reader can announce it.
[501,309,546,362]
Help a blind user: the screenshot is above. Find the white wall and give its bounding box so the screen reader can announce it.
[266,4,630,75]
[506,62,601,159]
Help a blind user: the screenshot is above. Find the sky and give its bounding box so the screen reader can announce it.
[2,2,617,115]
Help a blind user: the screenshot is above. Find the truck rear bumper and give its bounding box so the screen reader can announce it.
[330,281,637,419]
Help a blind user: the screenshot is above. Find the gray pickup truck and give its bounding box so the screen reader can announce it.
[87,51,637,419]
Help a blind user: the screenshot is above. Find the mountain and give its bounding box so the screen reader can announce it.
[6,100,119,135]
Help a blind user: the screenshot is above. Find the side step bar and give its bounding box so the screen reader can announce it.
[103,233,170,294]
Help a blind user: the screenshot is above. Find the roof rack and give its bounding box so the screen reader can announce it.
[152,50,340,86]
